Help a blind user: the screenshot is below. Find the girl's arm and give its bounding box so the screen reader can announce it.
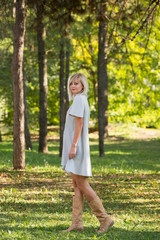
[69,116,83,159]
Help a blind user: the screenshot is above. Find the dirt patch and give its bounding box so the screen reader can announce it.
[130,127,160,140]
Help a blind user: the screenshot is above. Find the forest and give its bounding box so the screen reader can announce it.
[0,1,159,145]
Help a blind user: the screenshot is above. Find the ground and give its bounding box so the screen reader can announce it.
[0,124,160,239]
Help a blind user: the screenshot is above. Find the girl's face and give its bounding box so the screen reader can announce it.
[70,79,83,95]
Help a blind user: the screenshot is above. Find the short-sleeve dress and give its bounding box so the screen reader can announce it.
[61,94,92,177]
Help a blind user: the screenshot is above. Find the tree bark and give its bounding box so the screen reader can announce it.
[59,34,65,157]
[88,31,97,109]
[97,18,108,157]
[0,131,2,142]
[37,2,48,153]
[12,0,26,169]
[64,39,70,116]
[23,64,32,150]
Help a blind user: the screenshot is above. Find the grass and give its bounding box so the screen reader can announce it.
[0,124,160,240]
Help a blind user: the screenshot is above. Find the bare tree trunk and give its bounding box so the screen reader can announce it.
[97,17,108,157]
[23,64,32,150]
[0,131,2,142]
[88,30,97,110]
[12,0,26,169]
[59,34,65,157]
[37,2,48,153]
[64,38,70,116]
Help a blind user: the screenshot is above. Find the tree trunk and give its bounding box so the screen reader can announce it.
[37,3,48,153]
[12,0,26,169]
[59,34,65,157]
[97,19,108,157]
[23,64,32,150]
[88,31,97,111]
[64,39,70,116]
[0,131,2,142]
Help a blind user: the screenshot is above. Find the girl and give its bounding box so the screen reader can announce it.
[61,73,114,233]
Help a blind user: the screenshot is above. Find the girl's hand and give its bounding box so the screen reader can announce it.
[69,144,76,159]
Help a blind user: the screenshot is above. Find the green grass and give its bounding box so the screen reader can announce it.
[0,125,160,239]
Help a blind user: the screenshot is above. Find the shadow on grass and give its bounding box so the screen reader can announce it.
[90,138,160,173]
[0,171,159,216]
[0,224,159,240]
[0,199,71,214]
[1,138,160,173]
[0,138,159,239]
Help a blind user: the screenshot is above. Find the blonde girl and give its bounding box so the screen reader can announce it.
[61,73,114,233]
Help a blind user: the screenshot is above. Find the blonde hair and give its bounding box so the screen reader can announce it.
[67,73,88,101]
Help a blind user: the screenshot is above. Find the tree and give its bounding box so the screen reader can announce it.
[36,1,48,153]
[59,36,70,157]
[64,38,70,116]
[23,64,32,150]
[0,131,2,142]
[59,32,65,156]
[59,2,71,157]
[97,2,109,157]
[96,0,160,156]
[12,0,26,169]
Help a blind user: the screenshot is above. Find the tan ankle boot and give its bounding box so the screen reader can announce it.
[63,195,84,232]
[88,196,114,233]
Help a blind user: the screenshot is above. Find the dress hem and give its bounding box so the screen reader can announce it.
[62,165,92,177]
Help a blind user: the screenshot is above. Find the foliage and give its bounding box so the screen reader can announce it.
[0,38,13,125]
[0,2,160,129]
[108,15,160,128]
[0,126,160,239]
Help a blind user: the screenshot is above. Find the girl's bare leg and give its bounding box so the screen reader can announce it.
[72,175,83,197]
[71,173,97,201]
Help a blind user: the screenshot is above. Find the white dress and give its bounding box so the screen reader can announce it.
[61,94,92,177]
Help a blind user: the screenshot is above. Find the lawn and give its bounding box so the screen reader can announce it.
[0,125,160,240]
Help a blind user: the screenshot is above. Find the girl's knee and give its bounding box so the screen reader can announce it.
[76,177,87,190]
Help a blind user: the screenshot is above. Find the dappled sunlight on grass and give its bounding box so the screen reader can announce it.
[0,169,159,239]
[0,127,160,239]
